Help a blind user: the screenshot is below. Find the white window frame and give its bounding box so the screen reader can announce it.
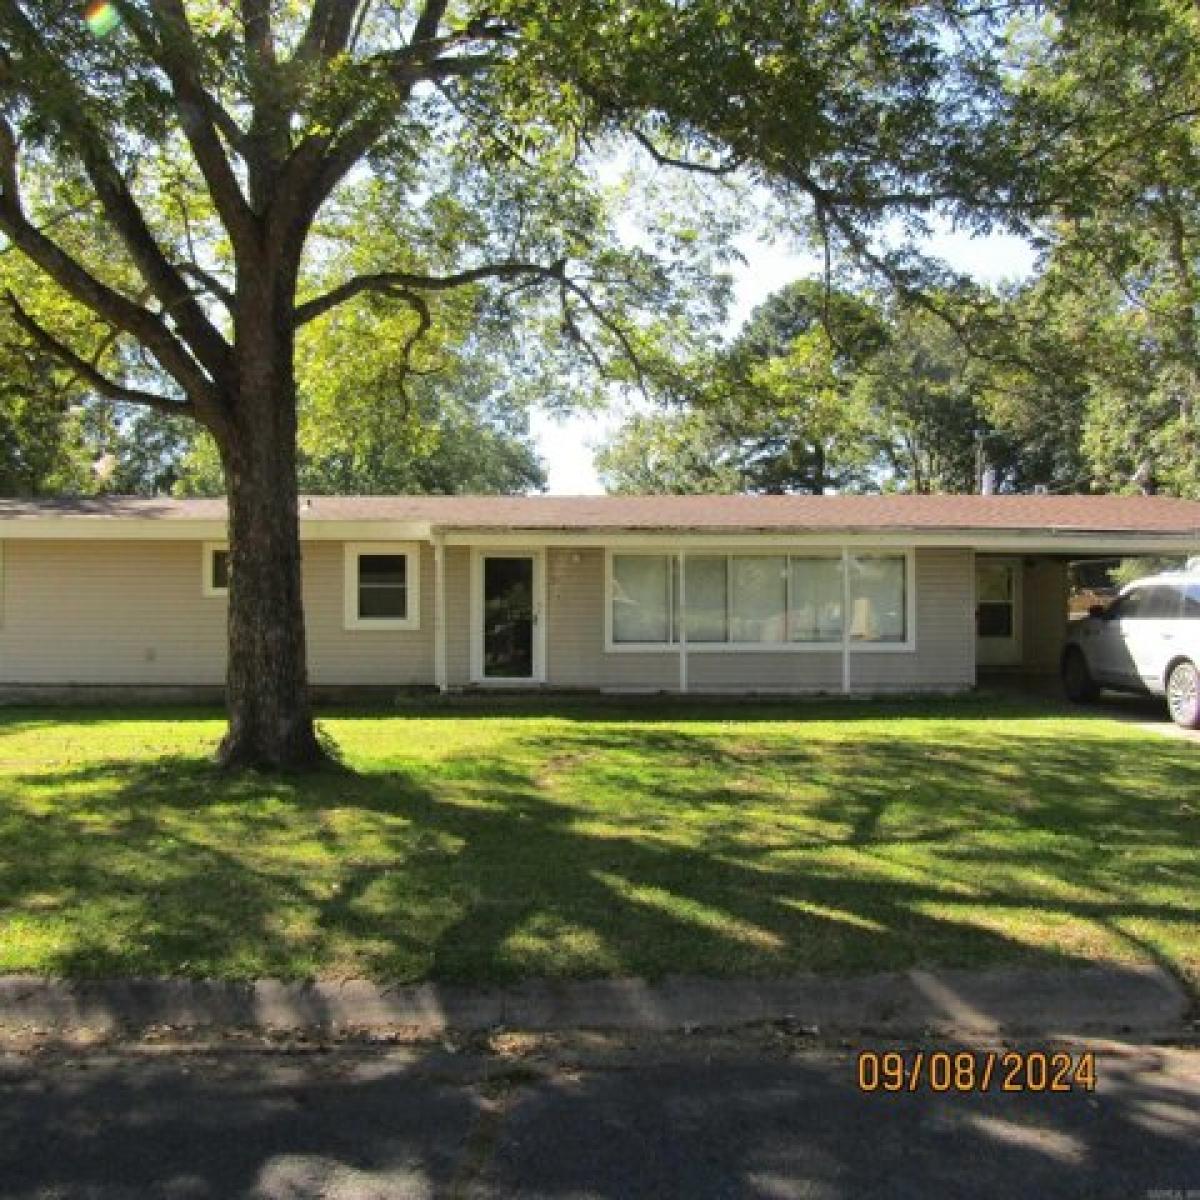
[846,550,918,654]
[604,546,916,654]
[202,541,229,597]
[343,542,421,631]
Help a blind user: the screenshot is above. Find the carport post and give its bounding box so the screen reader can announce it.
[678,548,689,694]
[841,546,851,695]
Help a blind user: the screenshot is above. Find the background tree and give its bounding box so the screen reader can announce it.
[600,280,885,494]
[1005,0,1200,496]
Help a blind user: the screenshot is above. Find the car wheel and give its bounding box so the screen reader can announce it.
[1062,648,1100,703]
[1165,660,1200,729]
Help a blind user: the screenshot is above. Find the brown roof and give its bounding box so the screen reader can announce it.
[1,493,1199,533]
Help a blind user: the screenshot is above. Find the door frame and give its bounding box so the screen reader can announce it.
[469,547,547,685]
[975,556,1024,668]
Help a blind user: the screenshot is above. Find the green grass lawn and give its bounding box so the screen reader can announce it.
[0,696,1196,988]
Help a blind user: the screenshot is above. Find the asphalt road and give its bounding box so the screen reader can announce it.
[0,1034,1197,1199]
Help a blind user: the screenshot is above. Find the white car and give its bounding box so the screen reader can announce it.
[1062,569,1200,729]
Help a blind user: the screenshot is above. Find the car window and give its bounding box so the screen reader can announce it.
[1182,584,1200,619]
[1138,586,1183,620]
[1108,590,1147,619]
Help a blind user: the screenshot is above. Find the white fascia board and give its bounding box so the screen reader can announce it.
[439,528,1200,555]
[0,519,433,542]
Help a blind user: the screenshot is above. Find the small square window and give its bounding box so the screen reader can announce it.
[344,544,420,630]
[358,554,407,620]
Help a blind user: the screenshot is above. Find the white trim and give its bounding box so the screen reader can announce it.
[202,542,229,597]
[445,529,1200,554]
[0,519,432,542]
[0,516,1195,557]
[677,549,688,694]
[433,534,448,692]
[841,546,851,694]
[469,548,546,684]
[604,547,917,655]
[342,542,421,631]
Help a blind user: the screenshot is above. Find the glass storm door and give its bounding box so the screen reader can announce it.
[976,559,1022,667]
[482,555,537,680]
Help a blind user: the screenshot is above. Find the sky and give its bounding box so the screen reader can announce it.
[530,223,1039,495]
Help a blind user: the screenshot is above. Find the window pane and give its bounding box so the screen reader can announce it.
[977,604,1013,638]
[613,555,671,643]
[359,586,407,618]
[1139,586,1182,620]
[359,554,407,586]
[850,556,906,642]
[730,556,787,643]
[211,549,229,591]
[1113,589,1149,619]
[357,553,407,620]
[789,557,843,642]
[683,556,728,642]
[1183,585,1200,618]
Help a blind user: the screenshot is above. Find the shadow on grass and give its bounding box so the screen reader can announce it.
[0,706,1196,995]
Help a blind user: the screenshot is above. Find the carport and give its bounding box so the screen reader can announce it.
[974,546,1198,685]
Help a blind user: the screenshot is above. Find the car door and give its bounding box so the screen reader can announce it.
[1124,585,1184,691]
[1088,589,1145,684]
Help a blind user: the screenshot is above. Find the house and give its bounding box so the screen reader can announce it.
[0,493,1198,699]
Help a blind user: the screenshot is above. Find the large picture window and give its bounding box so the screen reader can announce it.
[344,543,420,630]
[608,551,910,650]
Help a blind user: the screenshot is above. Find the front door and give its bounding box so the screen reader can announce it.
[476,552,543,682]
[976,559,1023,667]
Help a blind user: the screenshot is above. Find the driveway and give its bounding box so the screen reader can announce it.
[1,1035,1197,1199]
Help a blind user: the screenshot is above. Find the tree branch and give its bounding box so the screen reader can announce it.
[179,263,235,311]
[133,0,258,244]
[294,259,570,326]
[0,113,221,408]
[630,129,744,177]
[1,0,235,378]
[5,292,196,420]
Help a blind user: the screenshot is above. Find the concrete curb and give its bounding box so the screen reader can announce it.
[0,965,1190,1039]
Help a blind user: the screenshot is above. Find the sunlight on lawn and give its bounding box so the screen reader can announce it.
[0,698,1196,987]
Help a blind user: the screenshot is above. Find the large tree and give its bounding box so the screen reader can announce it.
[0,0,1027,766]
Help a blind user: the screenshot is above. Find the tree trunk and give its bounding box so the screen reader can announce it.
[215,284,324,770]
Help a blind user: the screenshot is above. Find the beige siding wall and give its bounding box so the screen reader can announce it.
[1021,558,1069,673]
[0,540,227,684]
[303,542,435,684]
[0,539,436,686]
[0,538,976,693]
[542,546,975,693]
